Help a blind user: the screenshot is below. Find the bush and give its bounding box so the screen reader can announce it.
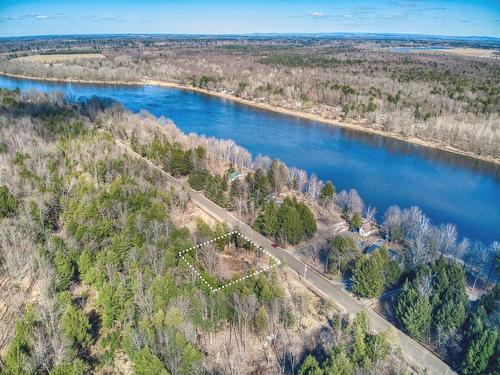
[319,181,335,206]
[298,354,322,375]
[350,212,362,231]
[133,347,169,375]
[0,185,19,219]
[327,235,360,275]
[188,169,210,190]
[61,305,92,348]
[55,249,75,290]
[385,260,402,287]
[51,360,89,375]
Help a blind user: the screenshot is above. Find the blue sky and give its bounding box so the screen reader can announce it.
[1,0,499,37]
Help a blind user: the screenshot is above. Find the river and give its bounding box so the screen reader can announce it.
[1,75,498,244]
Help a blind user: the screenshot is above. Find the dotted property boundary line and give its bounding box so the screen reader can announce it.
[178,230,281,293]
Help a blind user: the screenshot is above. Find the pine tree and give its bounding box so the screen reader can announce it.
[51,360,89,375]
[253,305,269,336]
[462,328,498,375]
[277,200,303,244]
[367,331,392,366]
[0,185,18,219]
[395,282,432,340]
[253,202,278,236]
[2,308,36,375]
[350,212,362,231]
[432,258,468,334]
[298,354,323,375]
[352,312,371,368]
[55,249,74,291]
[133,347,169,375]
[297,201,317,239]
[328,235,359,275]
[61,305,92,348]
[352,253,385,298]
[324,349,353,375]
[319,181,335,206]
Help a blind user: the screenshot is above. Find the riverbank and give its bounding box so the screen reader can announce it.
[1,71,499,166]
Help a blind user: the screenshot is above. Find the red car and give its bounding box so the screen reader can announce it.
[271,242,279,248]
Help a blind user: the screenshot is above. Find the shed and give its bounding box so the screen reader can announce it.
[228,171,245,182]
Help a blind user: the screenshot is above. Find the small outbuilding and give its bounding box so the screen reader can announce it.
[228,171,246,182]
[359,220,377,237]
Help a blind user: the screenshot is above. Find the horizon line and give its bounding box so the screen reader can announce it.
[1,31,499,41]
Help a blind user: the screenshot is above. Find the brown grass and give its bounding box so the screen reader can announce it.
[14,53,106,63]
[216,243,272,280]
[420,48,499,58]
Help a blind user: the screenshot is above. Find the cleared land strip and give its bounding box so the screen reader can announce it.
[111,134,457,375]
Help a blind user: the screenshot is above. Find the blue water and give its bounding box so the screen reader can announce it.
[1,75,499,244]
[390,46,452,53]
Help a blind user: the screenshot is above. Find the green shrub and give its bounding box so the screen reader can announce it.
[61,305,92,348]
[0,185,19,219]
[188,169,210,190]
[133,347,169,375]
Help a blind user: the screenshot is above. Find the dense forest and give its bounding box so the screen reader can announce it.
[0,35,498,161]
[0,29,499,368]
[0,89,425,374]
[0,83,499,373]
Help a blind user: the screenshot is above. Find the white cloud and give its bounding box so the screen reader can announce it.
[0,12,126,24]
[309,12,332,19]
[0,13,67,22]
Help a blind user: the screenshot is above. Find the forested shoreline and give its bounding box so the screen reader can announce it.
[0,87,498,374]
[0,35,498,162]
[0,88,423,374]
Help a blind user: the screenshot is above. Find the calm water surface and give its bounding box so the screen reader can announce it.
[1,75,499,243]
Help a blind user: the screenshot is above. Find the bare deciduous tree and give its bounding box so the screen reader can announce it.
[336,189,364,215]
[199,243,220,276]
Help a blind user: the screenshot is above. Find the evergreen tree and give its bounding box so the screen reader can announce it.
[462,328,498,375]
[298,354,323,375]
[2,308,36,375]
[253,168,272,196]
[253,305,269,336]
[51,360,89,375]
[328,235,359,275]
[61,305,92,348]
[253,202,278,236]
[324,349,353,375]
[55,250,75,291]
[319,181,335,206]
[254,198,316,244]
[97,278,130,328]
[352,311,371,368]
[367,331,392,365]
[395,282,432,340]
[188,169,210,190]
[367,96,377,112]
[434,298,466,335]
[297,201,317,239]
[169,148,193,176]
[350,212,362,231]
[431,258,468,334]
[0,185,18,219]
[133,347,169,375]
[352,252,385,298]
[277,200,303,244]
[384,260,402,287]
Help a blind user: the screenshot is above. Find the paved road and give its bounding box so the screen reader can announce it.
[113,136,456,375]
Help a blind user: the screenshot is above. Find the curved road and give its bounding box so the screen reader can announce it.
[113,135,456,375]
